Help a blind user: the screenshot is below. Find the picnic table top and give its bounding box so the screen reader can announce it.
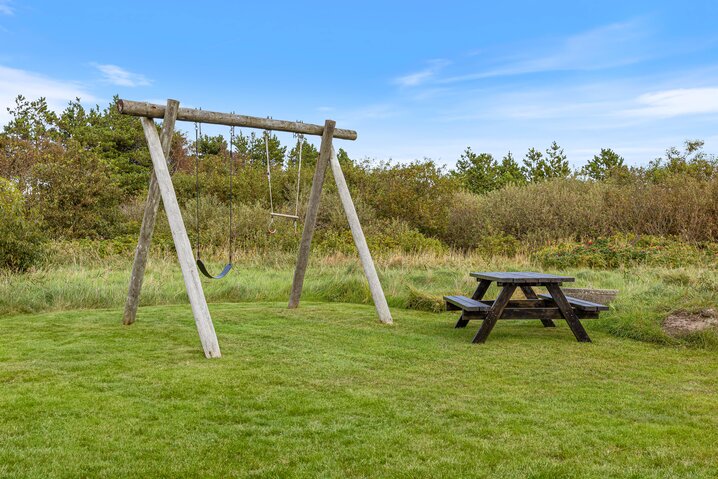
[469,271,575,284]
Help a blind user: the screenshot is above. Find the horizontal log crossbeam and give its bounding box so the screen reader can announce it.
[117,100,357,141]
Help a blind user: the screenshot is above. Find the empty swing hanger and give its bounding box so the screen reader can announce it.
[264,130,304,234]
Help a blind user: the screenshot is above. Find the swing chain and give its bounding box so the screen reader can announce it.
[194,121,201,260]
[229,122,235,263]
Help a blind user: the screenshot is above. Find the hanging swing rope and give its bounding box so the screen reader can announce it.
[194,120,233,279]
[264,129,304,234]
[293,133,304,232]
[264,130,277,234]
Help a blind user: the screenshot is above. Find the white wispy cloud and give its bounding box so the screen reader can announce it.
[0,1,13,15]
[94,63,151,87]
[442,20,652,83]
[0,65,97,126]
[393,59,450,87]
[622,87,718,118]
[392,20,653,88]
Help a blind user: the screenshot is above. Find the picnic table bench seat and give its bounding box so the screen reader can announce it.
[537,294,608,312]
[444,295,491,312]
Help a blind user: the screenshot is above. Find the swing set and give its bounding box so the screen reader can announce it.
[192,123,305,279]
[120,99,392,358]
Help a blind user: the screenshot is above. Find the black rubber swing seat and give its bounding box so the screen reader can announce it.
[196,260,233,280]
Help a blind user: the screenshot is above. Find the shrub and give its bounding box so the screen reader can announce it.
[0,178,46,271]
[29,141,122,239]
[475,232,521,258]
[442,191,485,250]
[316,219,447,257]
[534,234,714,269]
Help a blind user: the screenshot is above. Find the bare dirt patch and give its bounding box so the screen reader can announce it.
[663,309,718,337]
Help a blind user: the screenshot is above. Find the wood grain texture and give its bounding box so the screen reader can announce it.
[123,99,179,326]
[546,284,592,343]
[472,285,517,343]
[118,99,357,141]
[288,120,336,309]
[330,146,393,324]
[470,272,575,283]
[141,117,221,358]
[456,279,492,328]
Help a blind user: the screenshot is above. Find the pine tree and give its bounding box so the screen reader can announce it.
[522,147,547,182]
[545,141,570,178]
[455,146,497,194]
[495,151,527,187]
[581,148,625,181]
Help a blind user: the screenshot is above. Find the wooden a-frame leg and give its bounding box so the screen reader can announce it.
[123,99,179,326]
[546,283,591,342]
[329,147,392,324]
[456,279,491,328]
[288,120,336,309]
[473,284,516,343]
[520,285,556,328]
[140,117,221,358]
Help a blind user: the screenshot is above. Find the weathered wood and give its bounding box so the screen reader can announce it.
[270,212,300,220]
[519,285,538,299]
[458,309,600,320]
[456,279,492,328]
[140,117,221,358]
[288,120,336,309]
[470,272,575,284]
[471,279,492,300]
[445,295,491,312]
[118,100,357,141]
[545,284,592,343]
[473,285,517,343]
[520,285,556,327]
[123,99,179,326]
[476,299,550,308]
[538,293,609,312]
[329,146,393,324]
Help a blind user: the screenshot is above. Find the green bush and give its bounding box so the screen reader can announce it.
[29,141,122,239]
[534,234,715,269]
[0,178,46,271]
[316,220,447,256]
[475,232,521,258]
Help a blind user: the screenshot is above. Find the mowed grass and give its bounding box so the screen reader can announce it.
[3,254,718,348]
[1,302,717,478]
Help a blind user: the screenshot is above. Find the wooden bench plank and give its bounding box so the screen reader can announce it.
[470,271,575,283]
[444,295,491,312]
[461,308,600,320]
[538,293,608,312]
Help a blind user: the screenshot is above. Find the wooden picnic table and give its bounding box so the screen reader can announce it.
[444,272,608,344]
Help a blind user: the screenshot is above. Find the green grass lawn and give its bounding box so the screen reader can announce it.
[2,302,717,478]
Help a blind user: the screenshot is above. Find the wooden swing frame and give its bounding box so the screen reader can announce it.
[120,99,392,358]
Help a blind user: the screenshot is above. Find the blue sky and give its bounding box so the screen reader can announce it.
[1,0,717,168]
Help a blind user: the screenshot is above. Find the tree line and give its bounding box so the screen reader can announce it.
[2,94,718,271]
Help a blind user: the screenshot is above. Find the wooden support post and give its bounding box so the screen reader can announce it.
[456,279,491,328]
[520,285,556,327]
[123,99,179,325]
[546,283,592,342]
[288,120,336,308]
[140,117,221,358]
[473,285,517,343]
[329,146,393,325]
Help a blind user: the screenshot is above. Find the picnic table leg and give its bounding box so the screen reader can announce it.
[472,284,516,343]
[455,280,491,328]
[520,285,556,328]
[545,284,592,342]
